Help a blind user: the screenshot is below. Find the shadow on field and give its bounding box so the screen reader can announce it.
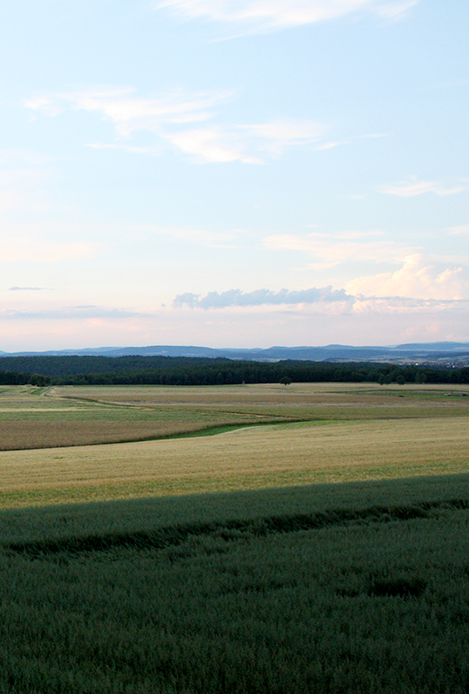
[1,473,469,694]
[5,497,469,557]
[1,472,469,552]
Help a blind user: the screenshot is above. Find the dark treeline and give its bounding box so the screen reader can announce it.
[0,355,468,387]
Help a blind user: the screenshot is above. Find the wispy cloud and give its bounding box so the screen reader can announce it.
[264,230,410,269]
[26,88,329,163]
[26,88,228,136]
[166,127,261,163]
[447,224,469,237]
[167,120,326,162]
[381,177,466,197]
[0,306,143,321]
[86,143,159,155]
[156,0,419,34]
[239,120,326,156]
[174,286,351,308]
[8,286,50,291]
[351,295,468,315]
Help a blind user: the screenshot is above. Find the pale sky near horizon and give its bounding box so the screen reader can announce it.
[0,0,468,350]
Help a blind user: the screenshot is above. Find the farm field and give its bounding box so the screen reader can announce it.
[0,415,468,509]
[0,381,468,450]
[0,476,468,694]
[0,382,468,692]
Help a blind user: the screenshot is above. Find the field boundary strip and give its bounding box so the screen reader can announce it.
[4,498,468,558]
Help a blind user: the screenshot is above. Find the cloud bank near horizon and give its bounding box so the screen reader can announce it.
[173,286,351,309]
[173,285,469,313]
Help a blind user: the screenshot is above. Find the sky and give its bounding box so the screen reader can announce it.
[0,0,468,351]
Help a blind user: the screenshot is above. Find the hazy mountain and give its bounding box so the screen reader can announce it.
[1,342,468,362]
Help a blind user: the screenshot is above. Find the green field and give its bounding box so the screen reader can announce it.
[0,383,468,692]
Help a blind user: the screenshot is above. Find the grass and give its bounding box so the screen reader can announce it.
[0,383,468,692]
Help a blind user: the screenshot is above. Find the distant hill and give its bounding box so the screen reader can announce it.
[1,342,468,362]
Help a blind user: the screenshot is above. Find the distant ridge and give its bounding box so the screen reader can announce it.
[0,342,468,362]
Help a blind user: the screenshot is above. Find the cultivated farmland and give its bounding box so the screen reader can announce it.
[0,415,468,509]
[0,382,468,693]
[0,381,468,450]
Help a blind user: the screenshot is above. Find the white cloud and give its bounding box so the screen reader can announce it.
[345,254,469,301]
[26,88,228,136]
[381,177,466,197]
[239,120,326,156]
[26,88,330,164]
[264,234,469,302]
[314,141,342,151]
[156,0,419,33]
[447,224,469,237]
[264,230,410,269]
[166,120,325,162]
[171,284,469,319]
[166,127,261,163]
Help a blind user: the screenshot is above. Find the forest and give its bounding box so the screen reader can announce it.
[0,355,467,386]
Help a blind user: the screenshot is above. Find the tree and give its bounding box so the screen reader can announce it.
[29,373,48,387]
[415,371,427,384]
[279,376,292,386]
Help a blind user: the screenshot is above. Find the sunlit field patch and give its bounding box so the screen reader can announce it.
[0,415,467,508]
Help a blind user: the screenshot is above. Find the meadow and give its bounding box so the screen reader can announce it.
[0,382,468,692]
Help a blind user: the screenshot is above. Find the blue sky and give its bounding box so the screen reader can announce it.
[0,0,468,350]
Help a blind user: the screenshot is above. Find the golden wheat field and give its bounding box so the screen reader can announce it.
[0,382,467,507]
[0,415,467,508]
